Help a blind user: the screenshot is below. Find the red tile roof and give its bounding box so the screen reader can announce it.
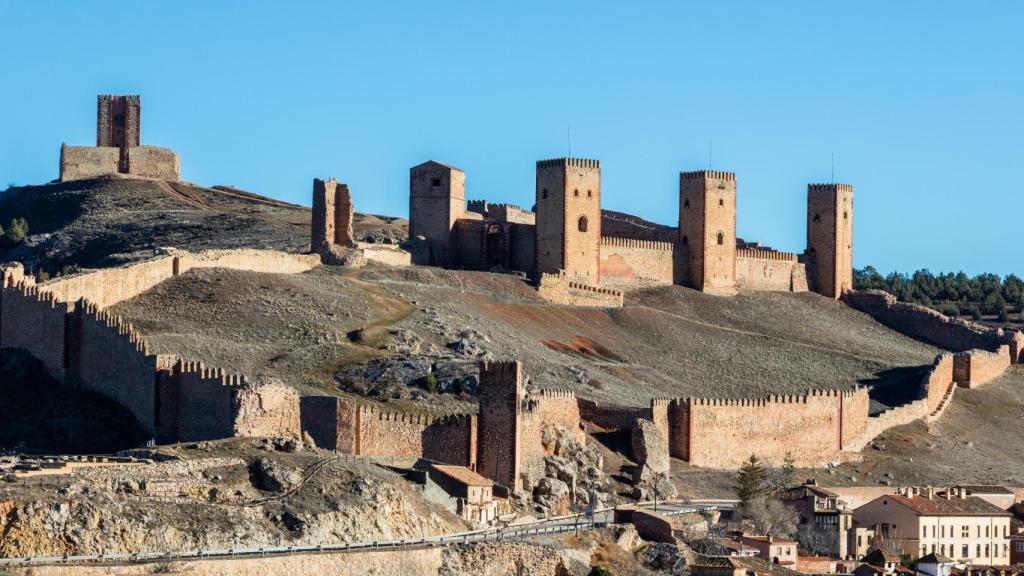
[880,494,1011,517]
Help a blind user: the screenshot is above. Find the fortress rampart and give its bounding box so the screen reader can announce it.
[953,346,1011,388]
[735,250,810,293]
[536,272,624,308]
[598,236,675,289]
[0,250,311,442]
[844,290,1003,352]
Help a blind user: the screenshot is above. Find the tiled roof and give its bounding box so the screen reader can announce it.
[862,548,902,564]
[691,555,803,576]
[959,485,1015,495]
[430,464,492,487]
[882,494,1011,517]
[741,534,798,545]
[918,552,954,564]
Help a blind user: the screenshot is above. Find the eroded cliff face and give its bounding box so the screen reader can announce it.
[0,441,465,559]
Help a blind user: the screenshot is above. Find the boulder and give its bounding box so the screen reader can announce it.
[613,524,642,552]
[250,458,301,492]
[631,418,669,479]
[670,512,709,543]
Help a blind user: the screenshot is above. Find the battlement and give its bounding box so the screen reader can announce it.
[98,94,140,104]
[680,387,863,407]
[11,281,62,308]
[736,248,799,262]
[173,357,248,387]
[650,397,673,408]
[76,298,149,354]
[600,236,674,252]
[536,157,600,169]
[567,280,622,296]
[680,170,736,181]
[530,389,576,400]
[479,358,522,377]
[354,401,472,426]
[808,183,854,194]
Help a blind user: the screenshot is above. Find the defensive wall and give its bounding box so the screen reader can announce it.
[536,272,624,308]
[597,236,675,289]
[843,290,1005,352]
[59,144,179,182]
[734,248,810,293]
[953,346,1011,388]
[518,389,585,490]
[0,250,314,442]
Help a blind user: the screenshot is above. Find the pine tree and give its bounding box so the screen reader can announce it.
[735,454,768,506]
[780,452,796,488]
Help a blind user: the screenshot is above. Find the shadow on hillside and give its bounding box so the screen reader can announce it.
[0,348,148,454]
[858,365,932,415]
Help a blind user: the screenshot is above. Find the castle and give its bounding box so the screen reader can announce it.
[59,95,180,182]
[408,159,853,299]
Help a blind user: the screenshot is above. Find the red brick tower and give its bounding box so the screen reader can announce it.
[678,170,737,294]
[806,183,854,299]
[534,158,601,283]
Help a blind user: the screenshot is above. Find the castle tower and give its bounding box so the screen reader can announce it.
[534,158,601,283]
[311,178,354,253]
[806,183,853,299]
[97,95,140,173]
[475,359,523,489]
[409,161,466,266]
[677,170,737,293]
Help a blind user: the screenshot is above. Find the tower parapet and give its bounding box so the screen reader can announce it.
[535,157,602,283]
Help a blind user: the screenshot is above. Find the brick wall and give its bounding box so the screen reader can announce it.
[356,404,475,466]
[126,146,179,180]
[598,236,674,289]
[96,95,140,149]
[535,158,601,283]
[409,161,465,266]
[953,347,1011,388]
[476,360,522,487]
[59,145,120,181]
[921,353,955,414]
[356,243,413,267]
[735,250,809,293]
[233,381,301,438]
[536,272,624,308]
[844,290,1001,351]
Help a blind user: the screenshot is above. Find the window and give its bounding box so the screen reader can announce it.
[682,235,688,245]
[933,525,937,538]
[719,198,724,206]
[843,211,848,220]
[587,190,592,198]
[941,544,946,556]
[431,177,441,187]
[977,544,981,558]
[986,526,990,538]
[1016,543,1024,553]
[684,199,690,209]
[542,188,548,199]
[985,544,989,558]
[717,232,724,245]
[813,213,821,223]
[963,526,970,538]
[941,525,945,538]
[573,189,579,197]
[962,545,969,558]
[578,216,588,233]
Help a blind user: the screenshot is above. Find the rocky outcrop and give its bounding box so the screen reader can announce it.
[531,425,614,515]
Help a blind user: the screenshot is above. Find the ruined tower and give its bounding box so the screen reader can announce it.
[534,158,601,283]
[678,170,737,294]
[96,95,140,173]
[311,178,354,253]
[806,183,853,299]
[409,161,466,266]
[475,359,523,489]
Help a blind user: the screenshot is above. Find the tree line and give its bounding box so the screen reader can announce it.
[854,266,1023,321]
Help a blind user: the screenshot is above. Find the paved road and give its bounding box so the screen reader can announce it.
[0,501,730,568]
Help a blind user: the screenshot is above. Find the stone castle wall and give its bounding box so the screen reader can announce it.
[59,145,179,182]
[519,390,584,489]
[735,249,809,292]
[844,290,1003,352]
[476,360,522,488]
[536,272,623,308]
[0,250,311,443]
[922,353,955,415]
[666,388,870,469]
[598,236,675,289]
[953,346,1011,388]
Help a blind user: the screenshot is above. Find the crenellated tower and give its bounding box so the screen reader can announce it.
[97,95,141,173]
[806,183,853,299]
[677,170,737,294]
[475,359,524,488]
[534,158,601,283]
[409,161,466,266]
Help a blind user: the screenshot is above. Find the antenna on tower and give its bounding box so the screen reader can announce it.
[708,142,713,170]
[567,126,572,157]
[831,153,835,183]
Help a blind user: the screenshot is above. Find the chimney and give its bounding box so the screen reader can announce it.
[924,486,934,500]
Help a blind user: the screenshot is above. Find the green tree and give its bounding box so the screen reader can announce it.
[735,455,769,506]
[4,217,28,246]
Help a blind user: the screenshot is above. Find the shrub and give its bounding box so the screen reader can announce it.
[942,305,960,319]
[589,567,613,576]
[971,308,983,321]
[4,217,28,246]
[998,308,1009,323]
[422,373,438,393]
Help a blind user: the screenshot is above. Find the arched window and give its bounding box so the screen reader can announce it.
[717,232,725,245]
[683,199,690,209]
[587,190,592,198]
[578,216,588,233]
[542,188,548,199]
[813,213,821,223]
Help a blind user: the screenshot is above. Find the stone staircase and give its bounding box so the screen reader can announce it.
[926,379,958,422]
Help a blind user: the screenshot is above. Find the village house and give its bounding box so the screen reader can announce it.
[916,552,956,576]
[853,548,910,576]
[851,487,1012,565]
[733,534,799,565]
[427,464,501,525]
[779,480,854,559]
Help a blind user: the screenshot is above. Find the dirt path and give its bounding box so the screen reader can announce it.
[155,180,310,231]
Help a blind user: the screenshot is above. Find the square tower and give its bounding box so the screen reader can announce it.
[534,158,601,283]
[678,170,737,293]
[807,183,853,299]
[409,160,466,266]
[475,359,523,488]
[96,95,141,149]
[311,177,354,253]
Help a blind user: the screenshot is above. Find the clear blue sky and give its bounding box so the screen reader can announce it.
[1,1,1021,276]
